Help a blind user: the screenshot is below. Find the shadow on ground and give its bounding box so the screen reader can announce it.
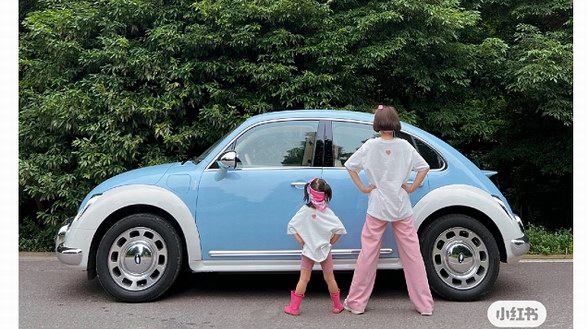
[168,269,408,299]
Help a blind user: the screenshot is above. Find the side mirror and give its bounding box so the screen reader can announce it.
[217,151,238,170]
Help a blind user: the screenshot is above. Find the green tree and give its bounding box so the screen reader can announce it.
[19,0,572,250]
[465,0,573,229]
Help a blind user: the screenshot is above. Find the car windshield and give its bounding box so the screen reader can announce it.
[193,131,232,164]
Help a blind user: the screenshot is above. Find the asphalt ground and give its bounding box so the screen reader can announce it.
[18,253,573,329]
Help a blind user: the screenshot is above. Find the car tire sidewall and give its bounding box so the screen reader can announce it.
[96,213,183,302]
[420,214,500,301]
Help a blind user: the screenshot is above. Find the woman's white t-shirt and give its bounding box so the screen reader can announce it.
[287,205,347,262]
[344,137,429,222]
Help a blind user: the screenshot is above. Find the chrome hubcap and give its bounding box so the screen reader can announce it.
[123,242,153,274]
[107,227,167,291]
[432,227,489,290]
[446,243,474,274]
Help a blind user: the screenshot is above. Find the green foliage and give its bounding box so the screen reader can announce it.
[19,0,572,250]
[19,220,57,252]
[526,225,573,255]
[468,0,573,229]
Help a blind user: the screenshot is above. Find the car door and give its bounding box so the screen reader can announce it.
[321,120,431,259]
[195,120,324,260]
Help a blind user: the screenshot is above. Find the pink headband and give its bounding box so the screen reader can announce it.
[308,184,325,202]
[307,178,327,212]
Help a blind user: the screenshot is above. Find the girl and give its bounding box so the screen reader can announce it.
[343,105,434,316]
[284,178,347,316]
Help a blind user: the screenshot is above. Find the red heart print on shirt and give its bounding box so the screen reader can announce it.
[385,149,391,155]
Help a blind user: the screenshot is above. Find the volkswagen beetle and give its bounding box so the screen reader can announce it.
[55,109,529,302]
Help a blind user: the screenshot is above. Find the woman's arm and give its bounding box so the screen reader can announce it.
[402,168,429,193]
[347,169,376,194]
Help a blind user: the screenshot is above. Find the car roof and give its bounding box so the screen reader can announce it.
[245,109,372,122]
[243,109,425,133]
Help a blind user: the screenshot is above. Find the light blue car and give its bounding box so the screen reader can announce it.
[55,110,529,302]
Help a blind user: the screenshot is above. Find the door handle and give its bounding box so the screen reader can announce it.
[290,182,307,189]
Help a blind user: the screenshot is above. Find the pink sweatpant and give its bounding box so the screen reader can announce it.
[345,214,434,314]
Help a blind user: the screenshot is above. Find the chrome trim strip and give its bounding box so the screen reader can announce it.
[189,258,403,272]
[206,166,319,172]
[409,136,447,171]
[323,166,444,172]
[209,248,393,257]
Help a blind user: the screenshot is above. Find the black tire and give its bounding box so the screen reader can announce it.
[96,213,183,302]
[419,214,500,301]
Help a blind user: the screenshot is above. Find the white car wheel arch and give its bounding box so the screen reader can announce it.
[62,184,201,270]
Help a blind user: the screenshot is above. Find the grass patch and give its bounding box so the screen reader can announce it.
[526,224,573,255]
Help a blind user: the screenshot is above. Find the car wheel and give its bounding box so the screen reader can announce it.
[96,213,183,302]
[419,214,500,301]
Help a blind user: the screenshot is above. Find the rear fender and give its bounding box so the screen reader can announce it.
[412,184,523,261]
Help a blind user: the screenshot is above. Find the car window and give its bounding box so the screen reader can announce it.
[332,122,379,167]
[234,121,319,168]
[331,121,443,169]
[413,137,445,170]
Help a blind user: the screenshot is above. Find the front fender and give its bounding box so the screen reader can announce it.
[412,184,524,261]
[65,184,201,269]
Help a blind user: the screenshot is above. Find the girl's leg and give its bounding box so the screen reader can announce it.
[295,255,314,295]
[345,214,388,313]
[285,256,313,315]
[320,253,344,313]
[320,253,338,293]
[295,270,312,295]
[392,216,434,314]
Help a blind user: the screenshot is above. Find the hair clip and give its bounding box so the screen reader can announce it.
[377,104,384,110]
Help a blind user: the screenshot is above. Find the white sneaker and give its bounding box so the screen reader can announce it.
[343,299,364,315]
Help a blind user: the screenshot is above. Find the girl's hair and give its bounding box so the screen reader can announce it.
[373,104,401,133]
[303,178,332,207]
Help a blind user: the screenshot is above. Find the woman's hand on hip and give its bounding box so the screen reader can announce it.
[361,184,377,194]
[402,183,413,193]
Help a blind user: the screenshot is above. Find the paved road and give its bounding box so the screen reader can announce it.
[19,253,572,329]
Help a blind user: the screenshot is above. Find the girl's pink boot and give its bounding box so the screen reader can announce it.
[284,291,304,316]
[330,290,344,313]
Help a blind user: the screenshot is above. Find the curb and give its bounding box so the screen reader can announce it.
[19,252,55,257]
[523,254,573,260]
